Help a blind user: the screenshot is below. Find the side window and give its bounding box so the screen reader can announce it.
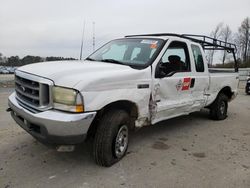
[191,44,205,72]
[160,41,190,75]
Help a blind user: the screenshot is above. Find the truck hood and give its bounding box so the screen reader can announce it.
[18,61,151,91]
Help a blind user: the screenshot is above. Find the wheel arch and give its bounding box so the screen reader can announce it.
[218,86,234,100]
[87,100,139,138]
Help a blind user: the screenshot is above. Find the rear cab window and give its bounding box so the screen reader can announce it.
[191,44,205,72]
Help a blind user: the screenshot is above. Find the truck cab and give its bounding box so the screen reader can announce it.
[8,33,239,166]
[151,37,210,124]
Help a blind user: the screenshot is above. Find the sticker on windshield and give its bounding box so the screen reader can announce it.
[150,43,157,49]
[141,40,158,45]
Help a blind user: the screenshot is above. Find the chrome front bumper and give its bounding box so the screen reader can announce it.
[8,93,96,144]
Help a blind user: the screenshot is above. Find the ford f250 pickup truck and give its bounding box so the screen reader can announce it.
[8,33,239,167]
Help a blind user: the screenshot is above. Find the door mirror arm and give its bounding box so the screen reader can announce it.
[155,63,167,78]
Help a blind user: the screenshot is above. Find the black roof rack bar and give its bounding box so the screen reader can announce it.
[125,33,238,72]
[125,33,181,38]
[181,34,237,53]
[180,34,238,72]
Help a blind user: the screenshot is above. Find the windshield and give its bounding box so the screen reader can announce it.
[87,38,164,68]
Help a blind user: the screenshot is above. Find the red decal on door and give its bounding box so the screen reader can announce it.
[181,77,191,90]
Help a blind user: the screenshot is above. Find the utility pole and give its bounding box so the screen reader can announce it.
[79,20,86,60]
[92,22,95,52]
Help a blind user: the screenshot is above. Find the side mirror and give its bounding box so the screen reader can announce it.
[155,62,167,78]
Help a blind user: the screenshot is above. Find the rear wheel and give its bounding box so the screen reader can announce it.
[209,93,228,120]
[246,87,250,95]
[93,109,130,167]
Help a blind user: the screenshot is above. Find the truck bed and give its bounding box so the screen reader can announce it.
[209,68,235,73]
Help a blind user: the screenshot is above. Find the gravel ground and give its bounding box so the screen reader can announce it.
[0,74,14,89]
[0,77,249,188]
[0,74,14,82]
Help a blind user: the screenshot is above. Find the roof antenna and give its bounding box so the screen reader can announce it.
[79,20,86,60]
[92,21,95,52]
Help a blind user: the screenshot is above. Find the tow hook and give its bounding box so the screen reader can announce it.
[6,108,12,112]
[56,145,75,152]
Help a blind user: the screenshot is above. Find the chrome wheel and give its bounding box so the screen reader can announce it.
[115,125,128,158]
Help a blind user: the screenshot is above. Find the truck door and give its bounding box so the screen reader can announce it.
[152,40,194,124]
[189,44,209,110]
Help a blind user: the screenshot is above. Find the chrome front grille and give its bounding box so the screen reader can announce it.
[15,75,41,106]
[15,71,53,112]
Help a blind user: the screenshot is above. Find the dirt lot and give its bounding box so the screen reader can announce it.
[0,76,250,188]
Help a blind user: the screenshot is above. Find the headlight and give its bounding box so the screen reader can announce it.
[52,86,84,113]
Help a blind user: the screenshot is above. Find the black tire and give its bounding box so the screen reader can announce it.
[93,109,130,167]
[246,88,250,95]
[209,93,228,120]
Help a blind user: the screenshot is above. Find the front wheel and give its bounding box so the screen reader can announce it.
[209,93,228,120]
[93,110,130,167]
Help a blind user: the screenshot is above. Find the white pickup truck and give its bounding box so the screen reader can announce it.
[8,33,239,166]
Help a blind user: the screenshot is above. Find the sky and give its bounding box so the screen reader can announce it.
[0,0,249,59]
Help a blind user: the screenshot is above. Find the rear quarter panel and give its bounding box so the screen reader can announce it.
[205,72,239,106]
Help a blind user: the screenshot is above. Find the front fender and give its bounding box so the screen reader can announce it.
[82,87,151,120]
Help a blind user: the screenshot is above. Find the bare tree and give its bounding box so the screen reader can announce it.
[248,36,250,60]
[208,23,223,65]
[234,33,243,61]
[238,17,250,62]
[221,25,232,64]
[0,53,3,63]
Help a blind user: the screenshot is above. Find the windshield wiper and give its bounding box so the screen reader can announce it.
[100,59,125,65]
[86,58,138,68]
[85,57,96,61]
[86,58,124,65]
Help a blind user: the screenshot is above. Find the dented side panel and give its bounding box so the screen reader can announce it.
[151,73,195,124]
[150,38,196,124]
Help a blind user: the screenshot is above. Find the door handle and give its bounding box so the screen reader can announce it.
[190,78,195,88]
